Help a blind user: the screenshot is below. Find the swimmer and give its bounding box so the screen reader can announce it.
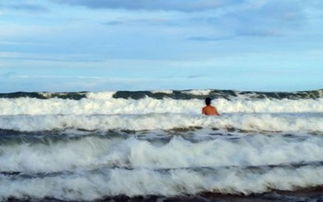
[202,97,220,116]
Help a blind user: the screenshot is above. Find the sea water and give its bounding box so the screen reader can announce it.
[0,89,322,201]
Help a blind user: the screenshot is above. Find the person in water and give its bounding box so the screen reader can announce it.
[202,97,220,116]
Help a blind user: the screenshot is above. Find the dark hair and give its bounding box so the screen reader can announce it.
[205,97,212,105]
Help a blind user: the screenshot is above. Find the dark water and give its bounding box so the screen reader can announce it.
[5,188,323,202]
[0,89,322,100]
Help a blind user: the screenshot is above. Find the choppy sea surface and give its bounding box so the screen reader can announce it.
[0,89,323,201]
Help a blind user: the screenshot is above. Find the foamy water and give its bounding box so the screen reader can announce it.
[0,90,322,201]
[0,96,322,115]
[0,113,322,132]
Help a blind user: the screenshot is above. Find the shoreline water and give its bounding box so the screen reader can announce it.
[5,186,323,202]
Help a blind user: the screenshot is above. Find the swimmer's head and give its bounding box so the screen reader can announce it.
[205,97,212,105]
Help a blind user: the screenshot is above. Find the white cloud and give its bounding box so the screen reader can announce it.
[50,0,237,12]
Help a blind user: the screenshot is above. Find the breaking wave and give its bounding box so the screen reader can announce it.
[0,90,322,116]
[0,113,322,133]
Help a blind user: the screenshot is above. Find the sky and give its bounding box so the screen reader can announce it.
[0,0,323,92]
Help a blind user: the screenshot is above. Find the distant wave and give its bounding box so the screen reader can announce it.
[113,89,323,100]
[1,92,322,116]
[0,91,87,100]
[0,89,322,100]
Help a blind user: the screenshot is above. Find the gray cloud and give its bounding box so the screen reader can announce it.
[103,21,124,26]
[188,36,234,42]
[51,0,239,12]
[2,4,48,12]
[188,31,281,42]
[188,0,308,41]
[103,18,178,26]
[222,0,305,34]
[187,74,205,79]
[0,72,17,79]
[50,0,311,38]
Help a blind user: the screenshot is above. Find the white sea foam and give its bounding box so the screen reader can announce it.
[0,113,322,132]
[185,89,212,95]
[1,135,323,173]
[152,90,173,94]
[1,166,323,200]
[86,91,114,99]
[0,95,322,116]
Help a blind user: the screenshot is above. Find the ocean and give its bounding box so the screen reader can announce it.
[0,89,323,201]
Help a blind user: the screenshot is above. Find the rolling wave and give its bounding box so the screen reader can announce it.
[1,135,323,173]
[1,165,323,200]
[0,95,322,116]
[0,88,322,100]
[0,113,322,133]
